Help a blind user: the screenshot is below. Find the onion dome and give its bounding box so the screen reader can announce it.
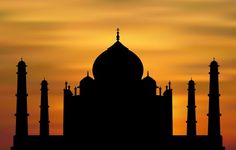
[92,29,143,81]
[142,71,156,85]
[80,72,94,87]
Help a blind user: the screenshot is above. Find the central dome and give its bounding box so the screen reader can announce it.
[92,36,143,81]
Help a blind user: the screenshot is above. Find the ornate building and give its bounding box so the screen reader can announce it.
[12,30,225,150]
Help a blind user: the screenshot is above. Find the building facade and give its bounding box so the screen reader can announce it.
[12,31,225,150]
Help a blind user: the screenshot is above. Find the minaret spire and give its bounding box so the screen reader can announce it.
[116,28,120,41]
[40,79,50,136]
[208,59,221,137]
[186,79,197,136]
[15,59,28,137]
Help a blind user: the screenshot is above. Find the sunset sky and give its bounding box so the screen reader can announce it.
[0,0,236,150]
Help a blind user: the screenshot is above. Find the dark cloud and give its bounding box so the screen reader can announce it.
[139,49,185,56]
[0,10,12,19]
[170,80,209,95]
[226,11,236,21]
[176,63,208,74]
[92,0,148,5]
[183,25,236,37]
[221,58,236,69]
[0,45,63,54]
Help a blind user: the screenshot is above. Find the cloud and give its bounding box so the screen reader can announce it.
[183,25,236,37]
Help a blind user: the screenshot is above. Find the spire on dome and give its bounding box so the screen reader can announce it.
[92,29,144,81]
[87,71,89,77]
[116,28,120,41]
[168,81,171,90]
[210,58,218,67]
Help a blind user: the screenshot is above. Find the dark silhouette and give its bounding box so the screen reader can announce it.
[15,59,28,138]
[11,29,225,150]
[40,79,50,137]
[208,59,221,137]
[187,79,197,136]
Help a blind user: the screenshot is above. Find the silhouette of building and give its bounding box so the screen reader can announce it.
[40,79,50,137]
[12,30,225,150]
[14,59,29,143]
[187,79,197,136]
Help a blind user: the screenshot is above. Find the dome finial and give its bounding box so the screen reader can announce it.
[87,71,89,77]
[213,57,215,61]
[116,28,120,41]
[147,71,149,76]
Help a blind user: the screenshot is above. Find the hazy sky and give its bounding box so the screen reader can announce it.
[0,0,236,150]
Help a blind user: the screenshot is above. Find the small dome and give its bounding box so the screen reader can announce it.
[142,72,156,96]
[80,73,94,86]
[188,79,195,85]
[210,59,218,67]
[143,72,156,84]
[92,41,143,81]
[18,59,26,67]
[41,79,48,85]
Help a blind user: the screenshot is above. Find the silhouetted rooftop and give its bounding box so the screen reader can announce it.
[41,79,48,85]
[210,59,219,67]
[80,73,94,86]
[188,79,195,85]
[92,40,143,81]
[143,72,156,84]
[18,59,26,67]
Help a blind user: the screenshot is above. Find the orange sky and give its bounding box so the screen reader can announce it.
[0,0,236,150]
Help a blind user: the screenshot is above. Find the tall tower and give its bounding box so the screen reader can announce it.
[15,59,28,137]
[39,79,50,136]
[208,59,221,137]
[186,79,197,136]
[63,82,73,136]
[162,82,173,136]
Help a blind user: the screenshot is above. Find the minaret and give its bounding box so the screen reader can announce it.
[208,59,221,137]
[162,81,173,136]
[39,79,50,136]
[186,79,197,136]
[15,59,28,137]
[63,81,73,136]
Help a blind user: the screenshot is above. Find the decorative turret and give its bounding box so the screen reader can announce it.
[39,79,50,136]
[142,71,156,96]
[79,72,94,96]
[186,79,197,136]
[63,81,73,136]
[208,59,221,137]
[15,59,28,137]
[162,81,173,136]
